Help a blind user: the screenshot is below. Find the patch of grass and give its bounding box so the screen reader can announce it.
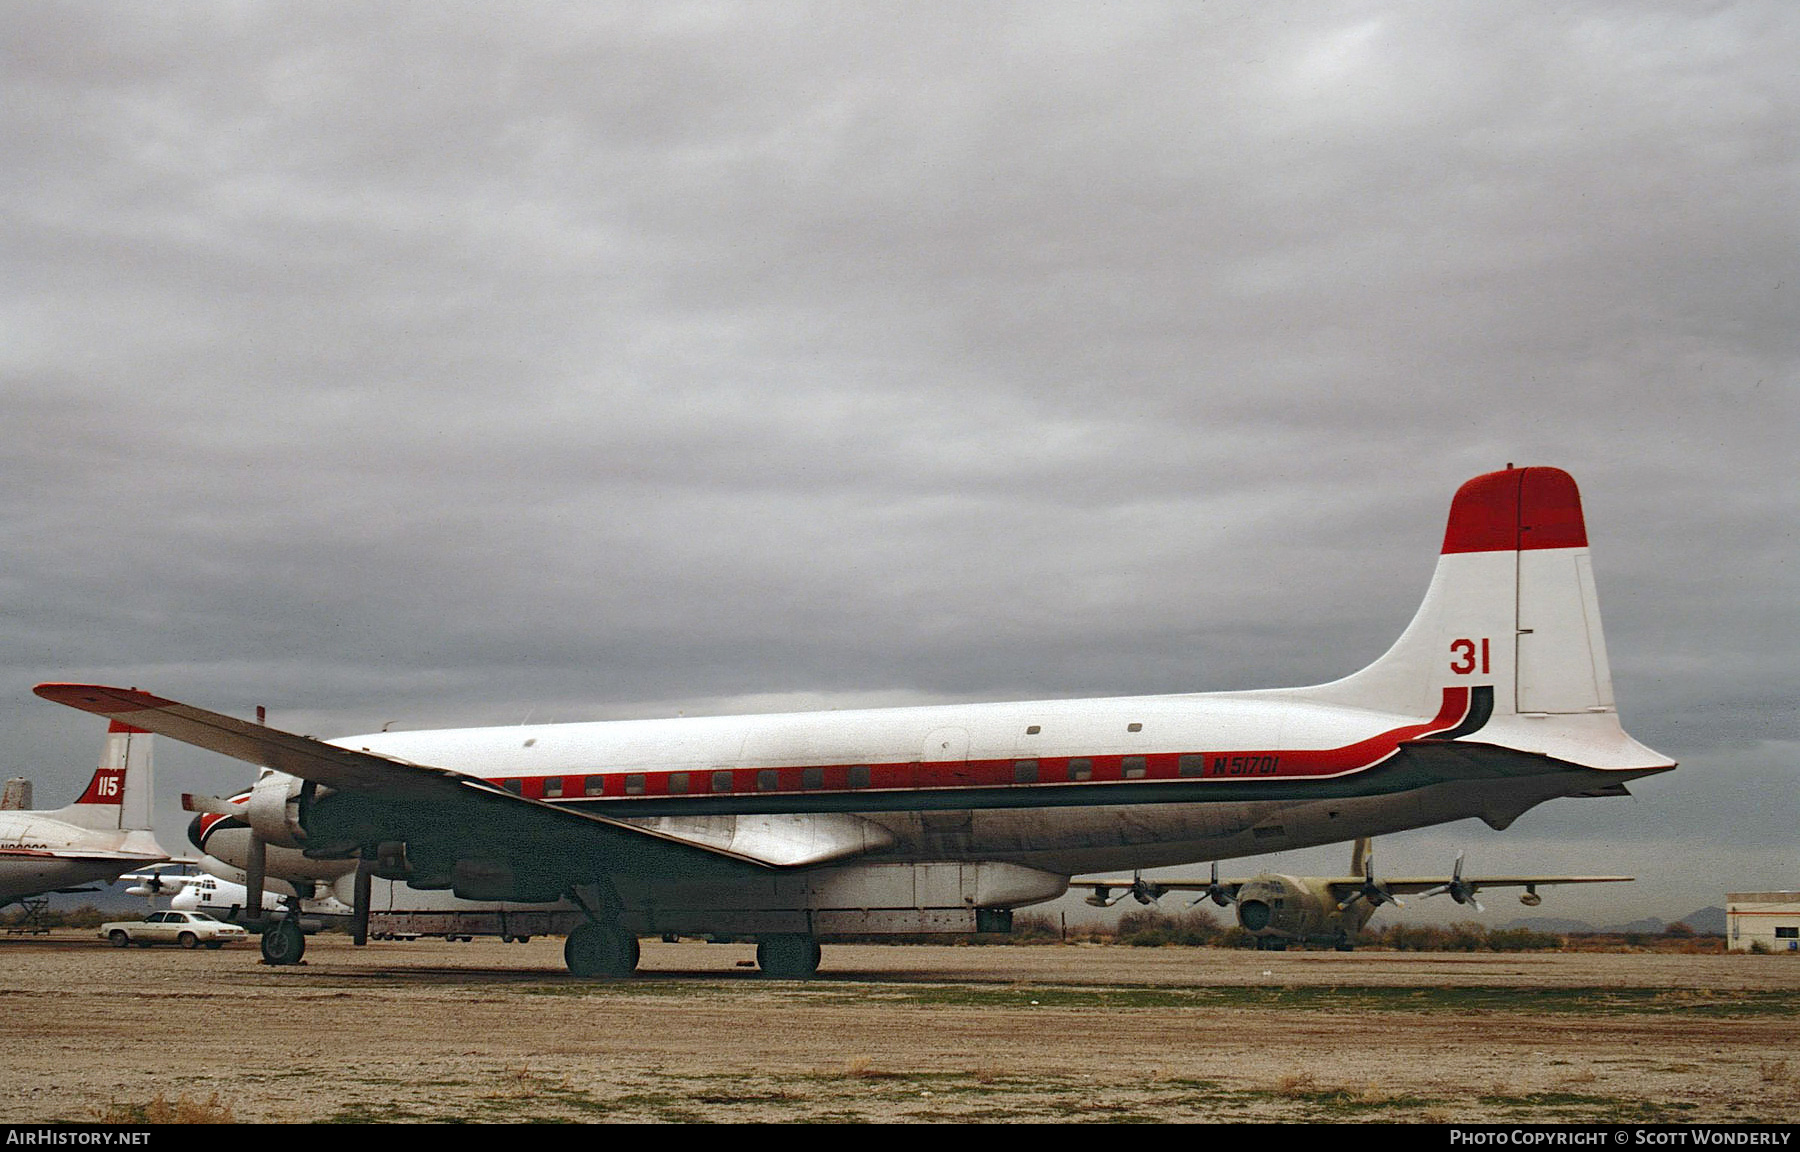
[813,982,1800,1018]
[1471,1091,1702,1123]
[609,1092,707,1123]
[324,1102,439,1124]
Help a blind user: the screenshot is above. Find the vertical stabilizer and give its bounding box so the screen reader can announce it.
[51,721,155,831]
[1301,467,1616,721]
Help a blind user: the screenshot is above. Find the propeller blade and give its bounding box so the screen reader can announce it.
[1128,871,1165,905]
[182,793,239,816]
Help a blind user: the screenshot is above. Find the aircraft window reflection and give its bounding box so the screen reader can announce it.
[712,771,732,794]
[502,779,523,795]
[801,767,824,790]
[1178,755,1205,777]
[543,777,564,798]
[1013,760,1038,784]
[848,765,871,788]
[1069,758,1092,781]
[668,772,688,794]
[625,774,645,796]
[1122,756,1147,778]
[584,775,605,797]
[756,770,779,792]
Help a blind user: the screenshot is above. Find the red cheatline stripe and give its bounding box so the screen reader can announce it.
[491,688,1474,801]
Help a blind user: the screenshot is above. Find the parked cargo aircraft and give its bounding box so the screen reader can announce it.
[36,467,1675,976]
[1069,837,1632,950]
[0,723,170,908]
[122,864,350,927]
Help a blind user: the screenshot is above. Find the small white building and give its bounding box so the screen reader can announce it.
[1726,892,1800,953]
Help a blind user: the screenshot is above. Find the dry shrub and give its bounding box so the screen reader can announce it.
[93,1092,234,1124]
[486,1066,567,1099]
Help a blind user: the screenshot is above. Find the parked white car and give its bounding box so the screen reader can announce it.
[100,910,249,950]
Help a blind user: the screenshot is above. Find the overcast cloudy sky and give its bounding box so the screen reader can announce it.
[3,2,1794,924]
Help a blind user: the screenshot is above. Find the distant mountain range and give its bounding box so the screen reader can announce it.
[1500,906,1727,936]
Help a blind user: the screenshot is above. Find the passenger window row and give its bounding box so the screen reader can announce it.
[491,751,1222,799]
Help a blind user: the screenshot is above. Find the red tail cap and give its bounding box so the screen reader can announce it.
[1441,466,1589,554]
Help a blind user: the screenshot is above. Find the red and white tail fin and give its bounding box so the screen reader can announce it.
[50,721,156,832]
[1298,466,1669,771]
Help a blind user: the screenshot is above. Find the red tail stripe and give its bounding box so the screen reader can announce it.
[1441,466,1588,554]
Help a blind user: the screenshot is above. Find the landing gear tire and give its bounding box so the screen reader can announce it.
[1334,935,1355,953]
[756,934,822,980]
[564,923,639,977]
[261,920,306,965]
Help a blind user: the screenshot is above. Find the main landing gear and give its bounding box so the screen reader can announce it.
[756,934,822,980]
[260,919,305,965]
[564,922,639,978]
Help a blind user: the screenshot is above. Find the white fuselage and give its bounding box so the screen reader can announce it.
[197,681,1653,889]
[0,813,166,904]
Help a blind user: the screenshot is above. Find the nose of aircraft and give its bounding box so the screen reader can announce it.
[186,812,209,853]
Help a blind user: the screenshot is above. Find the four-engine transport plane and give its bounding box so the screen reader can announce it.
[0,723,171,909]
[1069,838,1632,950]
[35,467,1675,977]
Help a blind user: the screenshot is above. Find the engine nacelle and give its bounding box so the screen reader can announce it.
[246,771,309,849]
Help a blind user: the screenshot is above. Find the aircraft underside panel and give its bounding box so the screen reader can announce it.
[358,862,1058,938]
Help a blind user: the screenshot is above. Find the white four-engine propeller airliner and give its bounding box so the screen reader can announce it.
[36,466,1674,977]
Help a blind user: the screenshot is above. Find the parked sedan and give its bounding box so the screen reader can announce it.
[100,911,249,950]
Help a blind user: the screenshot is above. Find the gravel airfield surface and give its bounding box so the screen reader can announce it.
[3,933,1796,1124]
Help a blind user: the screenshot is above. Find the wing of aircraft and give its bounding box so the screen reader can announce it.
[34,685,881,877]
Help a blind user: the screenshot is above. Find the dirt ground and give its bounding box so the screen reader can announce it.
[2,932,1796,1124]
